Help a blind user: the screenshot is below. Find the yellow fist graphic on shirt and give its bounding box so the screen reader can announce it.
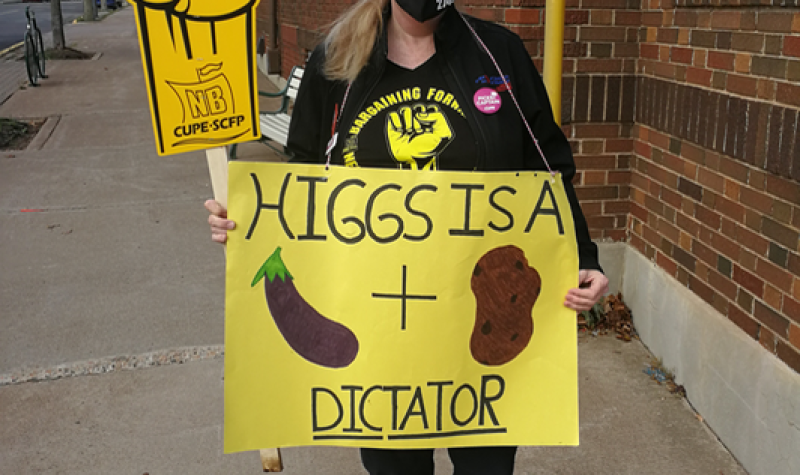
[386,104,453,170]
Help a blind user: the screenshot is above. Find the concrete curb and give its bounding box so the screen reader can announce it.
[0,345,225,386]
[25,114,59,151]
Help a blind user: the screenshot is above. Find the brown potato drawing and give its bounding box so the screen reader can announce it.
[470,245,541,366]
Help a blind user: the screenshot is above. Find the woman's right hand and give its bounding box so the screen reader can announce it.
[204,199,235,244]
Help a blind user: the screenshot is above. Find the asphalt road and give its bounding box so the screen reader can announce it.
[0,2,86,51]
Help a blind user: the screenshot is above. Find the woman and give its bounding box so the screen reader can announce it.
[207,0,608,473]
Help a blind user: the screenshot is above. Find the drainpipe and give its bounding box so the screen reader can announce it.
[265,0,281,74]
[543,0,565,126]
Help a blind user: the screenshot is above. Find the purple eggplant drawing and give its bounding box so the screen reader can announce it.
[251,247,359,368]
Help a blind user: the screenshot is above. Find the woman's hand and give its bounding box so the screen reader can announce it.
[204,199,235,244]
[564,269,609,312]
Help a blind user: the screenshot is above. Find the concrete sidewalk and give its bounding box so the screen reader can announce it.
[0,7,747,474]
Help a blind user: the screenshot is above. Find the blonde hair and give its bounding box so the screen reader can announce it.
[323,0,389,82]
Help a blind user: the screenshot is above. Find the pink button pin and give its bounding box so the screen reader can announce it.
[474,87,502,114]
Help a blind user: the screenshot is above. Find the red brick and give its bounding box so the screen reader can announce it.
[790,323,800,348]
[671,47,693,64]
[777,82,800,108]
[686,67,712,87]
[711,11,741,30]
[739,186,773,214]
[763,285,784,312]
[657,217,681,243]
[739,248,759,273]
[724,179,740,201]
[642,224,661,248]
[605,139,633,153]
[580,26,626,42]
[615,11,642,26]
[573,124,621,138]
[758,12,794,33]
[794,278,800,301]
[776,341,800,373]
[467,7,505,22]
[689,274,716,305]
[634,140,653,159]
[576,59,624,73]
[581,201,603,216]
[735,224,770,256]
[755,300,790,337]
[604,229,628,241]
[656,251,678,276]
[717,156,750,183]
[733,264,765,297]
[785,36,800,58]
[576,186,619,201]
[695,205,721,230]
[641,44,659,60]
[565,10,589,25]
[783,296,800,324]
[728,304,760,339]
[735,53,751,74]
[590,10,612,26]
[698,168,725,193]
[507,25,545,40]
[756,258,794,293]
[607,171,630,184]
[709,269,738,300]
[716,196,746,223]
[759,326,779,353]
[630,234,646,255]
[604,201,630,214]
[765,175,800,204]
[677,213,700,237]
[789,252,800,276]
[575,155,618,170]
[708,51,735,71]
[661,187,683,209]
[757,78,777,101]
[726,74,758,97]
[505,8,540,24]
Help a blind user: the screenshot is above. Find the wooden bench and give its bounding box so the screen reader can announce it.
[229,66,304,160]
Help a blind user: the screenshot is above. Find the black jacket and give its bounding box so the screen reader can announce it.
[286,8,601,272]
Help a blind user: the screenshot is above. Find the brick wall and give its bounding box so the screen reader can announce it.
[630,0,800,372]
[258,0,800,373]
[452,0,641,242]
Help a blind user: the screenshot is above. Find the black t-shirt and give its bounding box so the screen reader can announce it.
[341,55,476,171]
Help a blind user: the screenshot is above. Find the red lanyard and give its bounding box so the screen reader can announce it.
[326,82,352,168]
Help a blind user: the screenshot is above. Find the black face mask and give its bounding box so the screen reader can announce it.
[395,0,454,23]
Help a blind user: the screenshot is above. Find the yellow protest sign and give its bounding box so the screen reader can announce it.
[224,162,579,452]
[130,0,261,155]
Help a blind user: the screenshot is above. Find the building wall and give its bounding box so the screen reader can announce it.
[629,0,800,373]
[255,0,800,374]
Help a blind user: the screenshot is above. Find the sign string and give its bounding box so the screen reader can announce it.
[458,11,557,182]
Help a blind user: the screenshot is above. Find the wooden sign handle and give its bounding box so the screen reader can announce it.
[205,146,284,473]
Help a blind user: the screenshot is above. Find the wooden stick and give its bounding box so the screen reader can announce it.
[206,147,229,208]
[205,146,284,473]
[260,449,284,472]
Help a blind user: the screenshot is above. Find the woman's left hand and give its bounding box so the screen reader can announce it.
[564,270,609,312]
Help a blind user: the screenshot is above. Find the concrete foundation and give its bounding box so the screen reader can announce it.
[599,242,800,475]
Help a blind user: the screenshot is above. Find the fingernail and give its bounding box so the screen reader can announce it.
[227,221,235,230]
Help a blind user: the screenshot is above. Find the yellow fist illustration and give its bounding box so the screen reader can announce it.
[386,104,453,170]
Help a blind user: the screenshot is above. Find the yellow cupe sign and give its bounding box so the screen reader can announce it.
[224,162,579,452]
[130,0,261,155]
